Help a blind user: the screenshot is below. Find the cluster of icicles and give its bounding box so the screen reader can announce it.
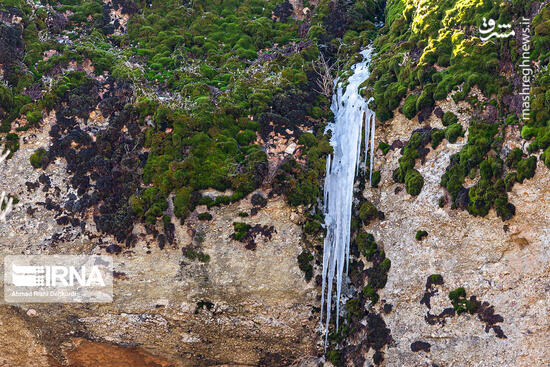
[321,48,376,344]
[0,146,14,222]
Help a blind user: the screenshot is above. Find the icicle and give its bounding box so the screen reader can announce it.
[0,147,9,164]
[324,154,331,213]
[355,122,362,173]
[364,111,371,167]
[321,47,376,346]
[369,114,375,183]
[0,191,13,222]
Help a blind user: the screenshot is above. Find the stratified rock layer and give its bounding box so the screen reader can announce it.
[363,102,550,367]
[0,122,319,366]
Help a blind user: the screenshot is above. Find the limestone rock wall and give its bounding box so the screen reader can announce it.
[362,102,550,367]
[0,122,320,366]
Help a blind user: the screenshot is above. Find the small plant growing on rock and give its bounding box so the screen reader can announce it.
[345,298,362,319]
[198,212,213,221]
[402,94,418,119]
[297,251,314,281]
[371,170,381,187]
[442,111,458,126]
[184,248,210,263]
[304,219,322,235]
[356,231,378,260]
[505,148,523,168]
[326,349,343,367]
[232,222,251,241]
[378,142,391,155]
[516,156,537,183]
[362,284,379,304]
[250,192,267,207]
[416,230,428,241]
[427,274,443,287]
[444,123,464,143]
[0,146,15,222]
[29,148,47,168]
[431,129,445,149]
[359,201,378,224]
[448,287,479,314]
[405,169,424,196]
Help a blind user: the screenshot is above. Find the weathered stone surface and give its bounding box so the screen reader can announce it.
[0,123,320,366]
[363,104,550,367]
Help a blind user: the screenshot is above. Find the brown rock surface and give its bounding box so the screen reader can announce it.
[363,105,550,367]
[0,123,320,366]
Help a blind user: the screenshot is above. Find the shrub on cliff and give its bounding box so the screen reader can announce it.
[431,128,444,149]
[363,285,379,304]
[415,84,435,111]
[442,111,458,126]
[359,201,378,224]
[506,148,523,168]
[232,222,251,241]
[405,169,424,196]
[356,231,378,260]
[516,156,537,183]
[542,147,550,168]
[402,94,418,119]
[198,212,212,221]
[445,123,464,143]
[371,170,381,187]
[297,251,314,281]
[29,148,47,169]
[416,230,428,241]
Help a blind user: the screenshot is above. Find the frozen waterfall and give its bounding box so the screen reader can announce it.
[321,48,376,344]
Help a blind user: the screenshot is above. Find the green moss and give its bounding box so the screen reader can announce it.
[198,212,213,221]
[378,142,391,155]
[415,230,428,241]
[232,221,251,241]
[516,156,537,183]
[359,201,378,224]
[442,111,458,127]
[297,250,314,281]
[29,148,47,169]
[444,123,464,144]
[401,94,418,119]
[405,169,424,196]
[370,170,381,187]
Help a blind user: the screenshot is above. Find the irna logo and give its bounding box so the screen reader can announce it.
[11,264,106,287]
[4,255,113,303]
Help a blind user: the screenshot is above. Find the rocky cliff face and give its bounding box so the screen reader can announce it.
[363,97,550,367]
[0,119,319,366]
[1,0,549,366]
